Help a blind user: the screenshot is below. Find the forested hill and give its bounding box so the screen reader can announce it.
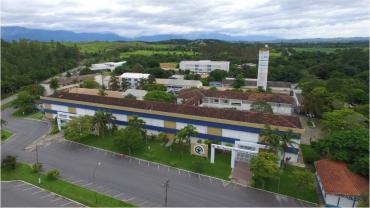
[1,39,80,96]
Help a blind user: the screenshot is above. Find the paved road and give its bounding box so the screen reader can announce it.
[1,181,82,207]
[1,108,316,207]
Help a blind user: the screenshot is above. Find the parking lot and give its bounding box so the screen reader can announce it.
[1,181,83,207]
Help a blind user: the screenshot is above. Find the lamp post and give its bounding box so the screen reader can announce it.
[163,179,170,207]
[36,144,41,184]
[92,162,101,205]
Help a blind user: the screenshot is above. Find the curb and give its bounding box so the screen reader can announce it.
[1,130,16,144]
[65,139,318,206]
[1,180,85,207]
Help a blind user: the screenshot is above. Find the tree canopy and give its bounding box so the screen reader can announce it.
[143,90,175,103]
[320,109,368,133]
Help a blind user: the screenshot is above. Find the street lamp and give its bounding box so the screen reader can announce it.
[93,162,101,205]
[163,179,170,207]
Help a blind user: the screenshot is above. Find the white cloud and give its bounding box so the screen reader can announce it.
[1,0,369,38]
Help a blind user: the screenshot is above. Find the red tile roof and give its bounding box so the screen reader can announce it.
[45,92,302,129]
[177,88,294,104]
[315,159,369,196]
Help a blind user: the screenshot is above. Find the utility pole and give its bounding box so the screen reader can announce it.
[163,179,170,207]
[93,162,101,205]
[36,144,41,184]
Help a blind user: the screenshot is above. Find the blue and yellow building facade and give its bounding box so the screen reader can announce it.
[41,91,303,162]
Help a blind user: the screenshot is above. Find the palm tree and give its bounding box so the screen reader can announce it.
[92,111,116,137]
[109,76,120,91]
[127,115,146,136]
[279,130,298,167]
[98,87,107,96]
[176,125,198,159]
[260,125,281,154]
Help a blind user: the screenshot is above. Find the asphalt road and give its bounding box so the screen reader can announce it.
[1,181,82,207]
[1,108,316,207]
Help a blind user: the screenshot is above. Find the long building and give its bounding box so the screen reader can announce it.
[179,60,230,74]
[41,90,303,163]
[155,78,202,92]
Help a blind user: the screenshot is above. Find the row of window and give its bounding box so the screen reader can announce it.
[202,97,292,107]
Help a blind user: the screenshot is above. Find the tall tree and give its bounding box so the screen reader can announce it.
[64,116,94,140]
[127,115,146,136]
[250,152,280,188]
[49,78,59,91]
[121,78,129,91]
[233,74,245,89]
[320,109,368,133]
[109,76,120,91]
[92,111,116,137]
[113,127,144,155]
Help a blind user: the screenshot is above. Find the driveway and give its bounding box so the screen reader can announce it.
[1,108,316,207]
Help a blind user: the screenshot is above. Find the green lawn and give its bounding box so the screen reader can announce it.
[120,50,196,58]
[1,163,134,207]
[261,165,319,203]
[12,110,44,120]
[73,135,232,180]
[1,129,14,141]
[293,47,345,53]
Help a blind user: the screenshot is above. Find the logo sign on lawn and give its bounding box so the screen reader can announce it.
[191,143,208,157]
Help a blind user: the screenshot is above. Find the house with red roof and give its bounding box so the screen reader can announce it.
[315,159,369,207]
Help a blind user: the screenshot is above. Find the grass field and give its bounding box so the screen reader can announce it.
[64,41,175,53]
[12,110,44,120]
[259,165,319,203]
[72,135,232,180]
[120,50,196,58]
[1,163,134,207]
[1,129,14,141]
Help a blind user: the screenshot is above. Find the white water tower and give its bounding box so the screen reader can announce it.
[257,45,269,90]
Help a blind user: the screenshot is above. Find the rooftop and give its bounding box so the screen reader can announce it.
[222,79,291,88]
[315,159,369,196]
[120,73,150,79]
[68,88,123,98]
[156,78,202,87]
[177,88,294,105]
[180,60,230,64]
[43,91,302,130]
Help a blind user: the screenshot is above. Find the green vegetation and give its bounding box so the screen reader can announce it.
[300,144,321,166]
[1,40,79,95]
[262,165,318,203]
[71,135,231,180]
[1,129,14,141]
[1,163,134,207]
[143,90,176,103]
[120,50,195,58]
[12,110,43,120]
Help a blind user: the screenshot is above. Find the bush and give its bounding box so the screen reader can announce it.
[46,169,60,180]
[2,155,16,170]
[31,163,42,173]
[300,144,321,165]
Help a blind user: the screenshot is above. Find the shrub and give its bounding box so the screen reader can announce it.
[2,155,17,170]
[197,139,202,144]
[300,144,321,165]
[31,163,42,173]
[46,169,60,180]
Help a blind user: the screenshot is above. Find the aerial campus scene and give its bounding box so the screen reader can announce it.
[0,0,369,207]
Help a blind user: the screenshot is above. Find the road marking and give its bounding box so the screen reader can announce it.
[15,183,28,188]
[22,187,36,191]
[61,201,74,206]
[72,179,83,184]
[209,177,213,184]
[40,193,54,199]
[178,170,180,175]
[31,190,44,195]
[114,193,124,198]
[81,182,93,187]
[51,197,63,202]
[126,197,136,201]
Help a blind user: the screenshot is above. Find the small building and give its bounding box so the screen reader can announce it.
[122,89,147,100]
[90,61,126,72]
[315,159,369,207]
[170,74,185,80]
[179,60,229,74]
[222,79,292,94]
[155,78,202,92]
[209,81,222,87]
[177,88,295,115]
[119,73,150,89]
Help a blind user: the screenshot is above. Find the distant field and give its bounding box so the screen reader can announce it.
[63,41,175,53]
[292,47,368,53]
[120,50,196,58]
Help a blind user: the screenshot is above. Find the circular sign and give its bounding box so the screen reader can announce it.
[194,145,204,155]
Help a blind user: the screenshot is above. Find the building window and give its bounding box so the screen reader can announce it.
[231,102,241,106]
[222,99,229,104]
[212,98,219,104]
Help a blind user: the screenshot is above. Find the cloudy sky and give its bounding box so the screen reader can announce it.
[1,0,369,38]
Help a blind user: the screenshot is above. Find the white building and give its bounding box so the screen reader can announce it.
[179,60,229,74]
[155,78,202,92]
[257,45,269,90]
[177,88,295,115]
[315,159,368,207]
[90,61,126,72]
[122,89,147,100]
[119,73,150,89]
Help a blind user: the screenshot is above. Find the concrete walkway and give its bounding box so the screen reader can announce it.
[230,161,252,186]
